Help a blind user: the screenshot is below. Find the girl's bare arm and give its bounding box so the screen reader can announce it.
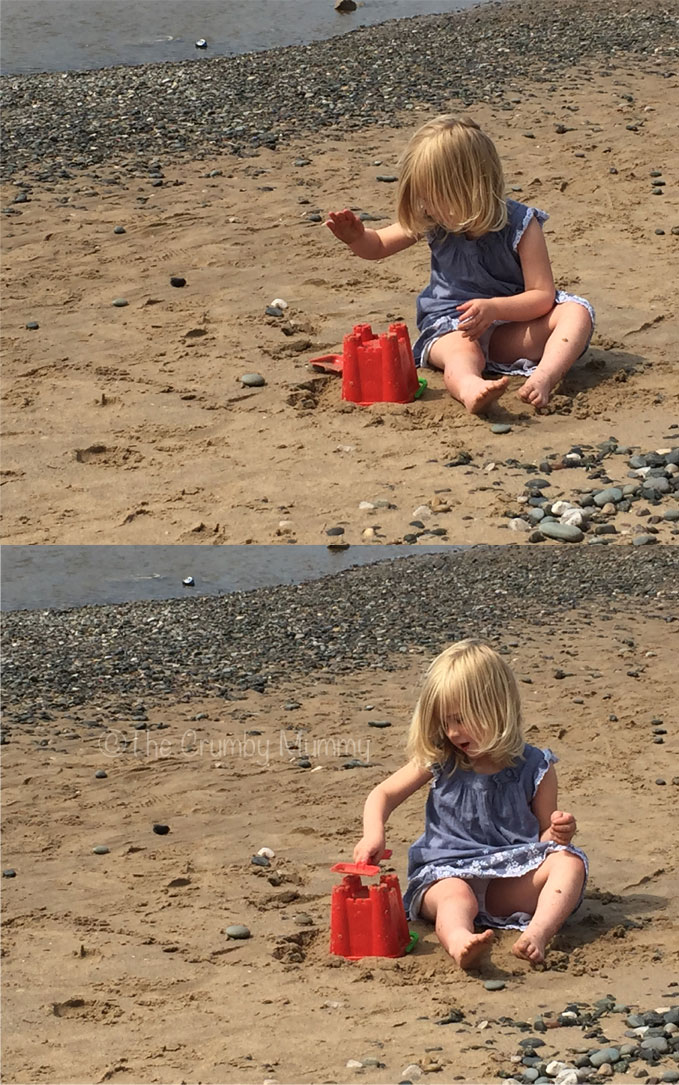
[326,209,418,260]
[531,763,578,845]
[354,759,433,864]
[491,217,556,322]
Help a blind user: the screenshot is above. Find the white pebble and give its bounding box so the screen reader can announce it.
[278,520,294,533]
[257,847,275,859]
[362,528,376,540]
[551,500,573,516]
[484,462,496,473]
[412,505,432,519]
[564,452,582,464]
[401,1066,422,1081]
[509,517,531,532]
[477,1019,489,1029]
[561,508,584,527]
[554,1071,578,1085]
[546,1062,569,1077]
[310,766,323,773]
[359,501,376,510]
[346,1060,363,1070]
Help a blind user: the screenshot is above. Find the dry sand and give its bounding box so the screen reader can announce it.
[2,601,678,1084]
[2,61,678,546]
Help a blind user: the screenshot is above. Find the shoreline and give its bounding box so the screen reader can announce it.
[2,0,678,184]
[3,545,678,721]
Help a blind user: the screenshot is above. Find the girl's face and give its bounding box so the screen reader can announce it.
[443,711,482,758]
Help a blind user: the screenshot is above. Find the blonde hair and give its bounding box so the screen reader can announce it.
[397,115,507,239]
[406,640,524,773]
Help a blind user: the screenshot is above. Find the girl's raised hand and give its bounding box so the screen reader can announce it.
[549,810,577,845]
[457,297,498,340]
[325,209,366,247]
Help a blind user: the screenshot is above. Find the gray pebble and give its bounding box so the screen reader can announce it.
[326,526,345,536]
[112,298,129,307]
[266,305,283,317]
[225,924,251,939]
[368,719,391,728]
[483,979,506,990]
[298,758,311,768]
[251,854,270,867]
[539,522,584,543]
[593,487,623,506]
[589,1048,620,1067]
[94,769,108,779]
[240,373,266,387]
[376,174,398,182]
[25,320,39,330]
[92,845,110,855]
[3,869,17,878]
[490,423,512,434]
[641,1037,669,1053]
[113,225,126,234]
[633,535,658,546]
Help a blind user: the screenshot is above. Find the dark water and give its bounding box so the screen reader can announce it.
[0,545,457,612]
[0,0,489,75]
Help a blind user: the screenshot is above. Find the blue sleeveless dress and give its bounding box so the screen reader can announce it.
[412,200,595,373]
[402,745,588,929]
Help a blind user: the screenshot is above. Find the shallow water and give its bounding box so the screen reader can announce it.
[0,545,456,612]
[1,0,492,75]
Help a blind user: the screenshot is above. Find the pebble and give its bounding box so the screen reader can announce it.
[484,979,506,990]
[376,174,398,182]
[113,225,126,234]
[170,275,186,288]
[368,719,391,728]
[225,924,251,939]
[153,823,170,835]
[240,373,266,387]
[195,39,208,49]
[182,576,195,586]
[633,535,658,546]
[265,304,283,317]
[94,769,108,779]
[251,854,270,867]
[326,526,345,536]
[92,845,110,855]
[3,869,17,878]
[590,1049,621,1067]
[401,1065,422,1080]
[491,423,512,434]
[25,320,39,330]
[539,522,584,543]
[111,298,128,307]
[593,487,623,507]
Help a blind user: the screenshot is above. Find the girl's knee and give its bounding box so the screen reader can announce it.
[549,850,586,882]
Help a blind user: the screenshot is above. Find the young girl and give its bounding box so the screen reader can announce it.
[327,115,594,414]
[353,640,587,968]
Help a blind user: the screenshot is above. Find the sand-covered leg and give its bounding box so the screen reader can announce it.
[428,331,508,414]
[511,852,586,964]
[421,877,494,968]
[517,302,593,408]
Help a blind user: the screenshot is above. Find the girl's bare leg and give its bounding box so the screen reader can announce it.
[484,851,586,964]
[428,331,509,414]
[489,302,593,408]
[420,877,494,968]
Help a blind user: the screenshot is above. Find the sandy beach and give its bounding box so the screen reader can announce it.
[1,0,678,547]
[1,548,678,1084]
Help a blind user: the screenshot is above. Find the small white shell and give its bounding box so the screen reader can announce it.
[182,576,195,586]
[270,298,288,309]
[257,847,275,859]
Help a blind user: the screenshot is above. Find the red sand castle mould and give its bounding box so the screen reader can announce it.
[310,322,426,406]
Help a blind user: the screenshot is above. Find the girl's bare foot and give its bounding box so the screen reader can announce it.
[445,928,494,968]
[517,371,555,409]
[458,375,509,414]
[512,928,548,964]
